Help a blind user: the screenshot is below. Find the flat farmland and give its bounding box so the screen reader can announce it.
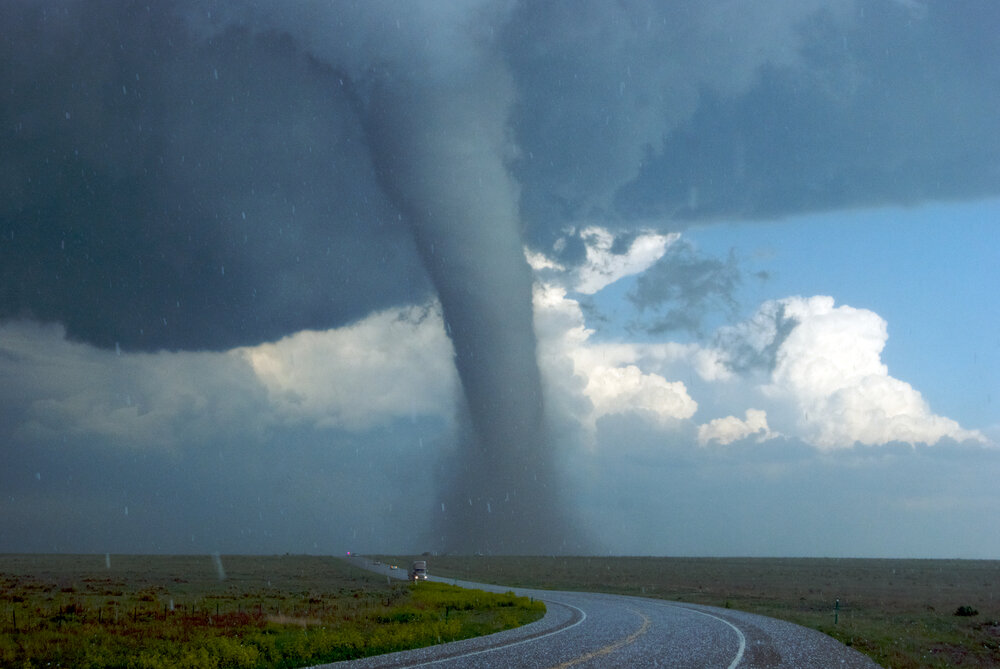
[0,554,543,668]
[412,555,1000,669]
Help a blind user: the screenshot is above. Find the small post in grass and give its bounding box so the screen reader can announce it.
[834,598,840,624]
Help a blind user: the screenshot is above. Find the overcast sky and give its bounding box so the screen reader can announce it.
[2,0,998,557]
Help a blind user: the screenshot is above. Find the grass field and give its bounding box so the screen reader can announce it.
[0,554,544,668]
[402,555,1000,669]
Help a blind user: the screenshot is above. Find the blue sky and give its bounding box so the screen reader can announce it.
[684,199,999,433]
[584,198,999,437]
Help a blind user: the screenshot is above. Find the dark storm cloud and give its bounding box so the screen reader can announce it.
[627,240,741,335]
[0,1,429,352]
[4,1,997,351]
[608,1,1000,224]
[0,418,439,554]
[712,300,800,375]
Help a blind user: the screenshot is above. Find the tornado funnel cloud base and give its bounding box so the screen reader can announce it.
[433,423,585,556]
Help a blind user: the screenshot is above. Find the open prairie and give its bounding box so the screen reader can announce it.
[406,555,1000,669]
[0,554,542,668]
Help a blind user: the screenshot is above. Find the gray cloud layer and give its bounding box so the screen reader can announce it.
[1,2,429,352]
[4,1,997,350]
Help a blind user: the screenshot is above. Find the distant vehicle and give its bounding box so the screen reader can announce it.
[390,564,398,570]
[409,560,428,581]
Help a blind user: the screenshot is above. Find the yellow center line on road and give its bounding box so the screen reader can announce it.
[546,607,652,668]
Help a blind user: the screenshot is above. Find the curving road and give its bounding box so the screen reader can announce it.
[326,559,880,668]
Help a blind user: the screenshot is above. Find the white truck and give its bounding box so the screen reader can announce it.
[408,560,428,581]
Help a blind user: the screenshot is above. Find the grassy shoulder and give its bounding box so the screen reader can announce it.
[0,554,544,669]
[415,555,1000,669]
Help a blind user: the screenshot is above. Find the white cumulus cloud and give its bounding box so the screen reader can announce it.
[539,226,677,294]
[584,364,697,427]
[698,408,772,446]
[533,282,697,433]
[533,251,984,452]
[243,304,457,431]
[753,296,984,449]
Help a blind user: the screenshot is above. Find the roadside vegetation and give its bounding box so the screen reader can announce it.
[419,555,1000,669]
[0,554,544,668]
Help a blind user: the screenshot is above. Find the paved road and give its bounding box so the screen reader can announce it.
[323,559,880,668]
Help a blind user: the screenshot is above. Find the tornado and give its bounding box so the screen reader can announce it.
[360,63,576,554]
[160,0,583,552]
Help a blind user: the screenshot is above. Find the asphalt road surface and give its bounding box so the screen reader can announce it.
[327,558,880,668]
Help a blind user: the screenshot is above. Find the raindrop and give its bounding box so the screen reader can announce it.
[122,84,127,95]
[440,502,446,512]
[115,342,121,356]
[221,265,225,276]
[35,472,41,481]
[241,211,246,220]
[213,68,219,80]
[105,553,111,569]
[487,502,492,513]
[468,498,473,506]
[124,506,129,516]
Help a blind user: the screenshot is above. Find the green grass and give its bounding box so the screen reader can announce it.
[403,555,1000,669]
[0,554,544,668]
